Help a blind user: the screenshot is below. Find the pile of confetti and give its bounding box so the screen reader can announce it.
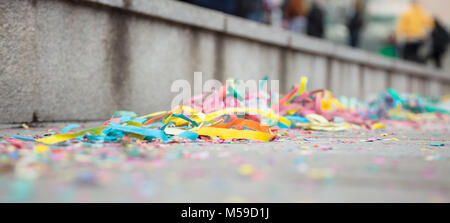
[6,76,450,145]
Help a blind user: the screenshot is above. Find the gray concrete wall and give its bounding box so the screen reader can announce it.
[0,0,37,123]
[1,0,450,124]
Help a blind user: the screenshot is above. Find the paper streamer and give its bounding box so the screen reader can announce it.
[61,124,81,134]
[36,127,107,144]
[12,136,36,141]
[176,131,199,140]
[195,127,274,142]
[211,118,271,133]
[108,123,168,143]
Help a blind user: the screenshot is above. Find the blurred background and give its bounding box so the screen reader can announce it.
[179,0,450,72]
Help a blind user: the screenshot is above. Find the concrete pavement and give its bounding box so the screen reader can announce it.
[0,122,449,202]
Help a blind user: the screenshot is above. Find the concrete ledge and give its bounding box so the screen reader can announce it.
[332,45,370,65]
[289,34,334,56]
[393,60,450,81]
[225,15,290,46]
[426,67,450,81]
[394,60,422,76]
[88,0,123,8]
[0,0,37,123]
[366,54,395,69]
[89,0,226,32]
[429,69,448,81]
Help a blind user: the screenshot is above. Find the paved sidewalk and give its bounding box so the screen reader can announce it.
[0,122,449,202]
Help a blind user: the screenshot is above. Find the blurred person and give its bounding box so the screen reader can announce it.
[427,18,450,69]
[378,33,398,58]
[236,0,265,23]
[284,0,306,34]
[395,0,434,63]
[265,0,285,27]
[306,0,325,38]
[346,0,364,47]
[179,0,237,15]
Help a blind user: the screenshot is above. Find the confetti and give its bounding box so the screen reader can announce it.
[33,144,49,154]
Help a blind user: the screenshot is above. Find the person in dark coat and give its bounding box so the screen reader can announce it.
[235,0,265,23]
[179,0,237,15]
[346,0,364,47]
[306,0,325,38]
[428,18,450,69]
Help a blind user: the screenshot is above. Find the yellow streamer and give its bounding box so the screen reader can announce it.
[299,76,308,95]
[36,126,106,144]
[138,111,168,119]
[371,123,386,130]
[194,127,274,142]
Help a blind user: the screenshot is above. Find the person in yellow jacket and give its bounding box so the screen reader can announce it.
[395,0,434,63]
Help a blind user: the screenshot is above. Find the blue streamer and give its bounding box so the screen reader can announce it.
[61,124,81,134]
[165,114,199,127]
[120,115,134,123]
[285,115,309,123]
[177,131,198,140]
[12,136,35,141]
[108,123,168,143]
